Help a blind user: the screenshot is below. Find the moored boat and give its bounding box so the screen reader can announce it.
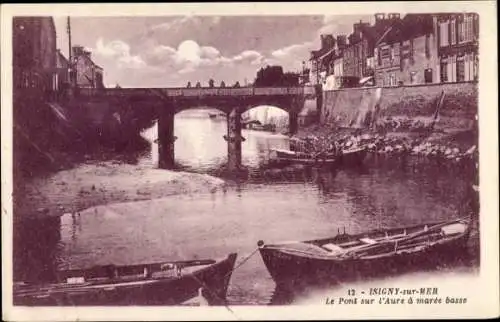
[269,148,340,167]
[257,218,471,291]
[14,253,237,306]
[340,145,368,166]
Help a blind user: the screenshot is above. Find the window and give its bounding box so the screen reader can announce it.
[458,19,465,43]
[439,21,449,47]
[389,73,396,86]
[457,55,465,82]
[450,19,456,44]
[458,15,474,43]
[425,34,431,59]
[440,60,448,82]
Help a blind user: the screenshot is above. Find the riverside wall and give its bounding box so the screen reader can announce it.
[320,82,478,133]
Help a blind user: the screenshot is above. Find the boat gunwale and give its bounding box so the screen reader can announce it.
[14,253,238,296]
[258,219,471,261]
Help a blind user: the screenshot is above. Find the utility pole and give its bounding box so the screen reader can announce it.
[67,16,75,90]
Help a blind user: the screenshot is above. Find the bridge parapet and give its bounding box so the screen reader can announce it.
[78,86,315,98]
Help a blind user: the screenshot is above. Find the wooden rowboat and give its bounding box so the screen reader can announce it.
[258,218,471,291]
[269,148,340,167]
[14,253,237,306]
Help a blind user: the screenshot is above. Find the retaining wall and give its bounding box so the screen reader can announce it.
[321,82,478,132]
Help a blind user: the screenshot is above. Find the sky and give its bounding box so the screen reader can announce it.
[53,15,373,88]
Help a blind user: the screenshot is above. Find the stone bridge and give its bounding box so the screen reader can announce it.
[75,86,317,172]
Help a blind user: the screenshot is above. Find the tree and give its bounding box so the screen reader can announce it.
[195,81,201,88]
[253,65,300,87]
[208,79,215,88]
[233,81,241,88]
[220,81,226,88]
[186,81,192,88]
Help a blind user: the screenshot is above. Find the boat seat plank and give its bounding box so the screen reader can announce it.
[360,238,378,244]
[322,243,344,253]
[441,223,466,235]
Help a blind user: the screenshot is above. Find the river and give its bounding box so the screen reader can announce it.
[13,110,479,305]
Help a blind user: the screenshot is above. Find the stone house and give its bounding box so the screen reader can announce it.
[72,46,105,89]
[374,14,440,86]
[309,34,336,85]
[435,13,479,83]
[343,14,399,83]
[12,17,57,96]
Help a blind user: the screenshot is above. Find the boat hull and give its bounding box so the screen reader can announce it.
[339,147,368,166]
[14,253,237,306]
[259,227,470,291]
[269,149,340,167]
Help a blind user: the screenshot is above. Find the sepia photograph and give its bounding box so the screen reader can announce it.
[1,2,498,321]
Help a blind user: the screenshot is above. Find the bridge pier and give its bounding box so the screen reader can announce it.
[158,110,176,169]
[224,107,246,172]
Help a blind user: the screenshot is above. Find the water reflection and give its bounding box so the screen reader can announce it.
[13,216,62,283]
[140,112,290,172]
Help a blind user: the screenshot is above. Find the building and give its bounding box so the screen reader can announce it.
[72,45,105,89]
[309,34,336,85]
[55,49,70,93]
[343,14,399,82]
[435,13,479,83]
[374,14,439,86]
[13,17,57,97]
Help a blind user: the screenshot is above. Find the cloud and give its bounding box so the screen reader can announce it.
[318,14,374,36]
[150,16,199,31]
[266,41,314,70]
[94,38,145,69]
[143,40,266,75]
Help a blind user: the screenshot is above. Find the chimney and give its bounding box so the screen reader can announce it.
[72,45,84,57]
[325,34,336,49]
[336,35,347,49]
[375,13,386,22]
[388,13,400,20]
[320,34,327,49]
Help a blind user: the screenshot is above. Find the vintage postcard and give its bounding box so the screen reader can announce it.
[1,2,498,321]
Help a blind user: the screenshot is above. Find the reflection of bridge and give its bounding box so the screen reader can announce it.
[75,86,317,172]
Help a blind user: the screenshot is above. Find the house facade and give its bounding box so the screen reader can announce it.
[309,34,336,85]
[374,14,439,86]
[13,17,57,96]
[435,13,479,83]
[343,14,399,83]
[72,46,105,89]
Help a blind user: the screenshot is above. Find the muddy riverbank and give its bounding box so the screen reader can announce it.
[13,161,226,220]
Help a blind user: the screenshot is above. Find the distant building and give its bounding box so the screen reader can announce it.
[72,45,104,89]
[435,13,479,83]
[13,17,57,97]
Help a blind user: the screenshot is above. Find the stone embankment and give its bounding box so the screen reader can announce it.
[293,128,478,166]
